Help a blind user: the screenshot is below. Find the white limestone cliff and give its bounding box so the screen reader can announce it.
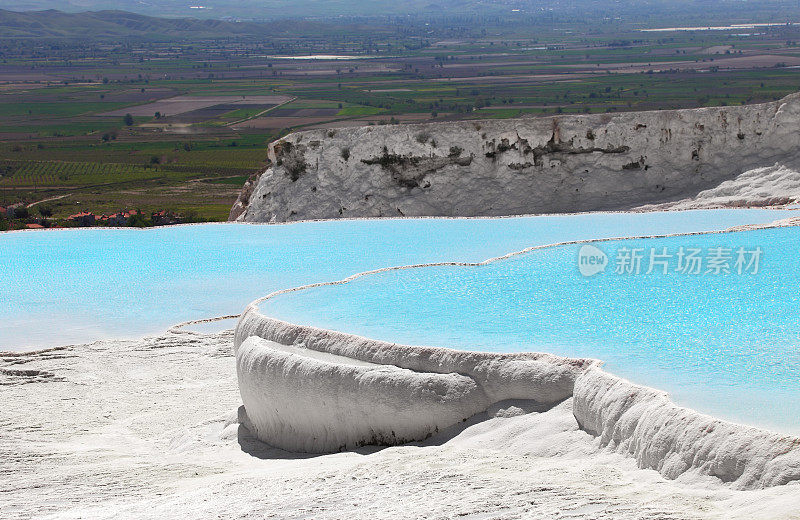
[232,94,800,221]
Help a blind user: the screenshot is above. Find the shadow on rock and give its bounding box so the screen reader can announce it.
[419,398,565,447]
[235,405,382,460]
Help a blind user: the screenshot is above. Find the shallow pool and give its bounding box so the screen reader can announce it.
[0,209,792,351]
[261,225,800,434]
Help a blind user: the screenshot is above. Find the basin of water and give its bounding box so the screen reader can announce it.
[260,225,800,434]
[0,209,791,353]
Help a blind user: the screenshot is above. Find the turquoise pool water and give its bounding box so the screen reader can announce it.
[0,209,792,352]
[261,225,800,434]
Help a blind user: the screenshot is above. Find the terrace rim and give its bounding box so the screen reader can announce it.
[4,204,797,235]
[171,215,800,489]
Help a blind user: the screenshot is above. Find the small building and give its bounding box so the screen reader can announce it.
[107,210,139,226]
[25,223,44,229]
[69,211,96,227]
[107,213,125,226]
[151,210,178,226]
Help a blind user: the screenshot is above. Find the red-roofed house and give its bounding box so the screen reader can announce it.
[69,212,95,227]
[107,210,139,226]
[151,210,178,226]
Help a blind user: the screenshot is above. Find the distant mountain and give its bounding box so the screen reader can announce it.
[2,1,799,29]
[0,1,435,19]
[0,1,681,20]
[0,9,340,38]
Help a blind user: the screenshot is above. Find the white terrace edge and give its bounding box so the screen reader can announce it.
[208,217,800,490]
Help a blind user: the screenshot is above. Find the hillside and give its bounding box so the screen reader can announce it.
[0,9,334,38]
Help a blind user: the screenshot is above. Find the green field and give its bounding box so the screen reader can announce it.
[336,106,385,116]
[2,11,800,227]
[0,136,272,222]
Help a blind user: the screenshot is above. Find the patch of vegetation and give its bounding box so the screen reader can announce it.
[336,106,385,117]
[622,160,643,170]
[361,152,417,170]
[284,159,307,181]
[204,175,250,186]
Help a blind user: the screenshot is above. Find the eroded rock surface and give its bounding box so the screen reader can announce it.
[233,94,800,222]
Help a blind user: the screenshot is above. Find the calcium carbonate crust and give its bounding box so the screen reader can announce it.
[234,306,590,453]
[234,306,800,490]
[573,367,800,490]
[236,336,489,453]
[231,220,800,488]
[233,93,800,221]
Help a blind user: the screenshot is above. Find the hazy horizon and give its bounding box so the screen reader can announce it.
[2,0,800,22]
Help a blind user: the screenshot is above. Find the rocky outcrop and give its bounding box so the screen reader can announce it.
[234,304,590,453]
[232,94,800,222]
[573,367,800,490]
[228,171,264,221]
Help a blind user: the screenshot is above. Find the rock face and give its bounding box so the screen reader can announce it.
[236,335,492,452]
[573,367,800,490]
[232,94,800,222]
[234,304,590,453]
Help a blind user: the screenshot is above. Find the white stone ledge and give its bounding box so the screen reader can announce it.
[573,366,800,490]
[237,336,490,453]
[234,306,589,453]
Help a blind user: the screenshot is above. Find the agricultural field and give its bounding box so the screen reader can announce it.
[2,11,800,226]
[0,137,271,222]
